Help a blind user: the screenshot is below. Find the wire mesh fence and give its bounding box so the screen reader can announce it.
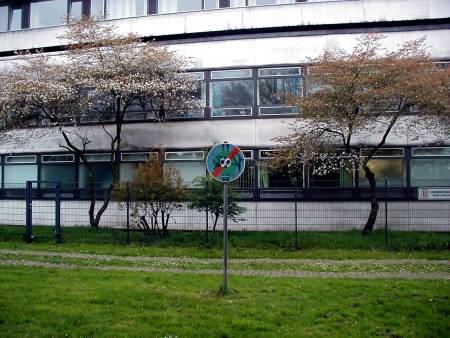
[0,181,449,250]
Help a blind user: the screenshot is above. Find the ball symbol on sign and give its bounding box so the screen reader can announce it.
[220,157,232,168]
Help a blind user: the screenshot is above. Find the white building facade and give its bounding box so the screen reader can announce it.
[0,0,449,201]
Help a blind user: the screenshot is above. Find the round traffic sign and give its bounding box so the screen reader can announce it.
[206,143,246,182]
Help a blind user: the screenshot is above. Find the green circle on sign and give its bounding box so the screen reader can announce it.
[206,143,246,182]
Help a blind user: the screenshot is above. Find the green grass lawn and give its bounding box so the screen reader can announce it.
[0,265,449,337]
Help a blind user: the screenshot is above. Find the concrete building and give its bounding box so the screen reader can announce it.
[0,0,449,202]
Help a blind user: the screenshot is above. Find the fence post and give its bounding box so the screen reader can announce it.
[384,177,388,249]
[294,178,298,249]
[25,181,32,243]
[126,181,130,244]
[55,182,61,244]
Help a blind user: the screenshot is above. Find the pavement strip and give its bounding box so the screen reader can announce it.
[0,249,449,280]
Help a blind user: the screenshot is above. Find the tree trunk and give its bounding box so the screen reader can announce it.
[213,214,219,232]
[362,164,379,235]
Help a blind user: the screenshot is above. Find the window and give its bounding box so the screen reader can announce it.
[30,0,67,28]
[42,154,75,163]
[121,152,157,162]
[167,72,205,119]
[106,0,147,19]
[165,151,204,161]
[158,0,202,13]
[91,0,104,17]
[210,79,254,117]
[309,161,353,188]
[258,67,302,115]
[163,162,205,186]
[0,5,8,32]
[234,151,255,189]
[258,150,302,188]
[41,165,76,188]
[79,163,112,189]
[359,159,405,187]
[70,0,83,19]
[84,153,111,162]
[4,156,38,189]
[211,69,252,79]
[10,5,22,31]
[412,147,450,156]
[6,155,37,164]
[361,148,404,157]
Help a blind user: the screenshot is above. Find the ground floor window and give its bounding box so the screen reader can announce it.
[163,162,206,186]
[410,159,450,187]
[359,159,406,187]
[41,165,76,189]
[78,164,113,189]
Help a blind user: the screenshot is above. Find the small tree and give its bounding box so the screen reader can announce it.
[2,17,199,228]
[275,33,450,235]
[188,176,246,232]
[118,159,188,236]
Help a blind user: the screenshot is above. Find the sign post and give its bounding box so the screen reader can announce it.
[206,143,245,293]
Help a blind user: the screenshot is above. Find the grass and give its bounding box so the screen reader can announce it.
[1,225,449,260]
[1,252,449,273]
[0,265,449,337]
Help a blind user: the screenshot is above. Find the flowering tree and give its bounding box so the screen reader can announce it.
[275,34,450,235]
[1,17,199,228]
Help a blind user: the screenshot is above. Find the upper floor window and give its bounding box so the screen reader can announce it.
[30,0,67,29]
[70,0,83,19]
[106,0,147,19]
[10,5,22,31]
[0,5,8,32]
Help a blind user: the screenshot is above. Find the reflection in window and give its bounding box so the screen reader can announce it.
[260,165,302,188]
[79,163,113,189]
[4,165,38,189]
[359,159,405,187]
[70,0,83,19]
[106,0,147,19]
[158,0,203,13]
[163,162,205,187]
[41,165,76,188]
[10,5,22,31]
[210,80,254,117]
[411,159,450,187]
[30,0,67,28]
[309,161,353,188]
[0,5,8,32]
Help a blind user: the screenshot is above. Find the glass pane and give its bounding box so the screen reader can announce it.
[6,155,36,164]
[10,7,22,31]
[411,159,450,187]
[359,159,405,187]
[234,159,255,188]
[211,108,252,117]
[259,165,301,188]
[412,147,450,156]
[107,0,147,19]
[85,153,110,162]
[259,67,301,77]
[258,77,301,105]
[79,163,112,189]
[210,80,254,108]
[249,0,277,5]
[163,162,205,186]
[120,163,138,182]
[30,0,67,28]
[361,148,404,157]
[4,165,38,189]
[230,0,246,6]
[205,0,218,9]
[158,0,202,13]
[91,0,104,17]
[0,6,8,32]
[259,106,298,115]
[42,154,74,163]
[165,151,204,161]
[121,153,151,162]
[309,162,353,188]
[41,165,76,188]
[70,0,83,19]
[211,69,252,79]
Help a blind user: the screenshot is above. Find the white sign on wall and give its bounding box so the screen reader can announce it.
[418,188,450,201]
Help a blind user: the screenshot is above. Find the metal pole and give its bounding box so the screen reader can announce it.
[25,181,32,243]
[294,178,298,249]
[55,183,61,244]
[126,181,130,244]
[223,181,229,293]
[384,177,388,249]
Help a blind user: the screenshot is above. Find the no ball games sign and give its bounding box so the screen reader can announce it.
[206,142,245,293]
[206,143,245,182]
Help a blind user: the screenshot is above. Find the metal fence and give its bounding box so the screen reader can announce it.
[0,180,449,250]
